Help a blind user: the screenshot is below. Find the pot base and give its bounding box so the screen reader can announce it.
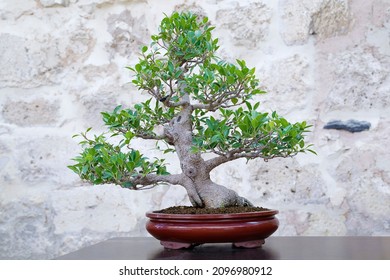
[160,241,199,250]
[233,239,265,248]
[160,239,265,249]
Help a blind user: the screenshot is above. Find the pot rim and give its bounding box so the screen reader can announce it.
[146,209,278,220]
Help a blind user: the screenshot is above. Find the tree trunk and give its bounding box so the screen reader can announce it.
[192,179,253,208]
[165,102,252,208]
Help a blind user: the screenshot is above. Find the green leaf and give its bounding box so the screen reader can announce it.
[93,143,104,150]
[135,63,142,72]
[236,59,246,68]
[163,148,175,154]
[211,134,221,143]
[67,165,79,173]
[167,61,174,74]
[227,76,235,84]
[122,182,133,188]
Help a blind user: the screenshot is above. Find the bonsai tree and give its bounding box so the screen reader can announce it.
[69,12,314,209]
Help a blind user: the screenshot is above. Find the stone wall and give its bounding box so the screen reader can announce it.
[1,0,389,259]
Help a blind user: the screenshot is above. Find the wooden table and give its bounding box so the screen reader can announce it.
[57,236,390,260]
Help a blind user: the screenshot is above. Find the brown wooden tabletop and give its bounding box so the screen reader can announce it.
[56,236,390,260]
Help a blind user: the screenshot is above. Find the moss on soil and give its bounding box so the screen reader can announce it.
[154,206,268,214]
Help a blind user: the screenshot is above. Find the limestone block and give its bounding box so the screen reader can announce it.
[77,90,120,128]
[317,131,349,159]
[1,98,59,127]
[274,209,310,235]
[14,135,79,184]
[0,34,61,88]
[55,230,132,258]
[272,205,348,236]
[257,55,311,114]
[106,10,149,58]
[0,0,36,18]
[346,211,390,235]
[216,2,272,48]
[51,187,138,234]
[326,118,390,235]
[301,209,347,235]
[0,34,33,88]
[39,0,70,7]
[212,157,328,208]
[323,47,390,111]
[0,141,10,175]
[281,0,351,45]
[310,0,351,39]
[249,160,328,206]
[63,30,96,65]
[371,0,390,28]
[79,63,119,84]
[158,185,191,210]
[0,198,57,259]
[281,0,320,45]
[0,124,11,136]
[76,0,145,7]
[174,3,207,18]
[348,175,390,220]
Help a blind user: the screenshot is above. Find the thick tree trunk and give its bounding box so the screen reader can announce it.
[192,179,253,208]
[164,101,252,208]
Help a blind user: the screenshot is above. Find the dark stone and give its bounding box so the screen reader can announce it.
[323,120,371,133]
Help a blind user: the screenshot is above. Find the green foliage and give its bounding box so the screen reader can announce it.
[186,59,266,106]
[129,12,264,108]
[68,131,169,188]
[129,12,218,101]
[68,12,315,189]
[192,103,315,158]
[101,98,177,150]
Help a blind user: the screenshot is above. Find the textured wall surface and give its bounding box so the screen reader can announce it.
[1,0,389,259]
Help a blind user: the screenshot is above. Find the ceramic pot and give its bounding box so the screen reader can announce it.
[146,209,279,249]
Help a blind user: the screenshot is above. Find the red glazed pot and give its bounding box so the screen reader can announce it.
[146,209,279,249]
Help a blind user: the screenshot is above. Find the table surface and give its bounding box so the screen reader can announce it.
[57,236,390,260]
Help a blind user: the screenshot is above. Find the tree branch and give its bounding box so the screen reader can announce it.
[123,173,184,190]
[192,87,246,112]
[205,150,294,173]
[204,132,294,172]
[115,128,168,142]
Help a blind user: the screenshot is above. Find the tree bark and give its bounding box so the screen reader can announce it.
[164,101,252,208]
[192,179,253,208]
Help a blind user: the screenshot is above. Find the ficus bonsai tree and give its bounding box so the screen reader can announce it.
[69,12,314,209]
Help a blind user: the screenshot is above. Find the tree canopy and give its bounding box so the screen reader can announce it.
[69,12,314,191]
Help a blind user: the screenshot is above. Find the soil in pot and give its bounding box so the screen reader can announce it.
[154,206,269,214]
